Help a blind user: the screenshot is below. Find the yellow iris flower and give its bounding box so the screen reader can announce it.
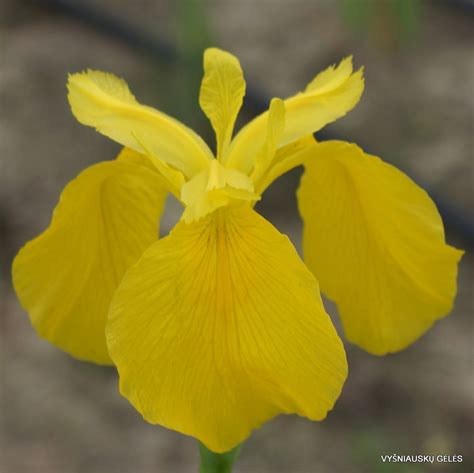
[12,48,463,453]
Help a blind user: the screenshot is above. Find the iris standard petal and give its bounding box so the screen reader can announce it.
[106,206,347,452]
[12,158,167,364]
[297,141,463,355]
[68,70,212,178]
[199,48,246,160]
[227,57,364,174]
[250,98,286,185]
[254,135,316,195]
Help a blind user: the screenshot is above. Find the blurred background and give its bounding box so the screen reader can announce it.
[1,0,473,472]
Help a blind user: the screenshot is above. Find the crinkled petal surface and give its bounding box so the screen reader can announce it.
[199,48,246,159]
[12,157,167,364]
[107,206,347,452]
[227,57,364,174]
[68,70,212,177]
[298,141,463,355]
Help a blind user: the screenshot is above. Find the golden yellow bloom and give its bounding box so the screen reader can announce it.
[12,48,462,452]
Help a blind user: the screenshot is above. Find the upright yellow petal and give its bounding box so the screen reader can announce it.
[297,141,463,355]
[12,158,167,364]
[125,137,185,200]
[68,70,212,178]
[227,57,364,174]
[199,48,246,160]
[304,55,355,94]
[107,206,347,452]
[250,98,286,185]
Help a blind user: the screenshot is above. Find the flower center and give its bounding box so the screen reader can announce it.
[180,160,260,223]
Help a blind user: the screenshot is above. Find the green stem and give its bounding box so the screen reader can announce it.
[198,442,242,473]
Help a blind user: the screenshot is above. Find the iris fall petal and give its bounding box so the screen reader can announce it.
[107,206,347,452]
[298,141,463,355]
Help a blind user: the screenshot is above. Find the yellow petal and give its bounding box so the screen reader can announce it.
[126,137,185,200]
[107,206,347,452]
[250,98,286,185]
[227,56,364,174]
[181,160,259,223]
[304,55,355,94]
[68,70,212,178]
[117,146,183,200]
[116,146,157,171]
[297,141,463,355]
[12,159,167,364]
[180,169,227,223]
[199,48,246,160]
[255,135,316,195]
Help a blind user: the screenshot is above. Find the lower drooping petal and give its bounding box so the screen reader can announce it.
[12,158,167,364]
[106,206,347,452]
[297,141,463,355]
